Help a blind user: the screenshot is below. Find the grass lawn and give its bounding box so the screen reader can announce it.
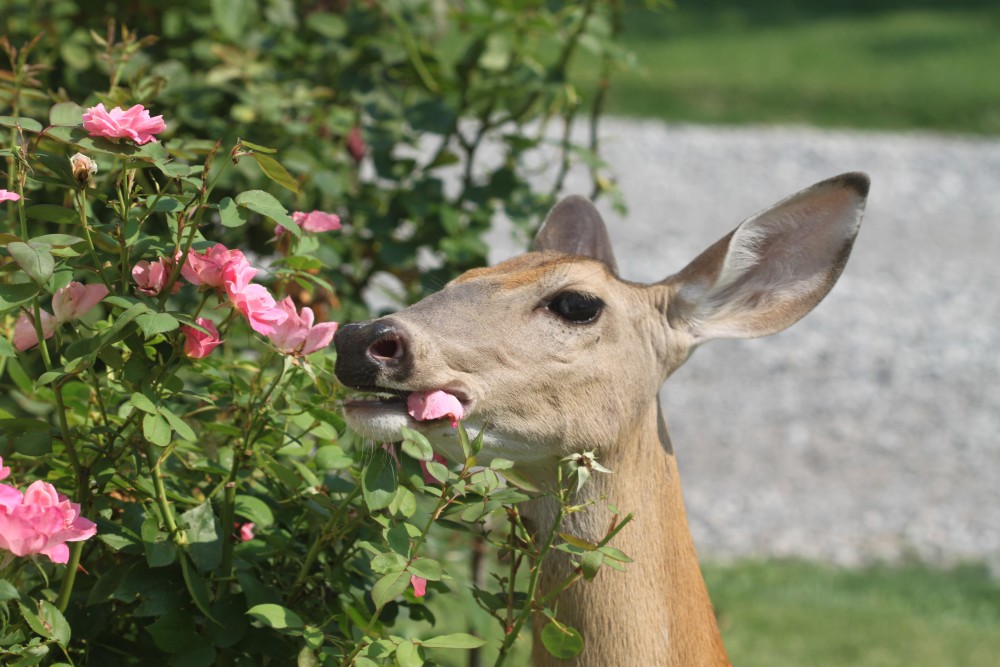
[575,0,1000,134]
[705,560,1000,667]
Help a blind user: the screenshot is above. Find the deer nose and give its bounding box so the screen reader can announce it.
[334,319,412,389]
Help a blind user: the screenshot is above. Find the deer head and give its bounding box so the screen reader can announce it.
[334,172,869,665]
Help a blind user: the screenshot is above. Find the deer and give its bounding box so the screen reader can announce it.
[333,172,870,666]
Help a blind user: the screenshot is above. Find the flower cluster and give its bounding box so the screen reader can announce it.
[0,457,96,564]
[13,282,109,351]
[127,243,337,360]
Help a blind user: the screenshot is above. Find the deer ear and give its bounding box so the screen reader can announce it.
[534,195,619,274]
[664,172,869,342]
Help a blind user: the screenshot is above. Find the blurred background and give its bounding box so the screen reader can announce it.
[2,1,998,665]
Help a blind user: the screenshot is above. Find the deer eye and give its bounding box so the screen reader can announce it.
[547,291,604,323]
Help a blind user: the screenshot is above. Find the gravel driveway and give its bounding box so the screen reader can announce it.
[486,119,1000,567]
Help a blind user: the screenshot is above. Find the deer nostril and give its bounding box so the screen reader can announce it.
[368,335,404,362]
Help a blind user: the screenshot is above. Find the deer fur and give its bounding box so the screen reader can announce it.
[334,172,870,666]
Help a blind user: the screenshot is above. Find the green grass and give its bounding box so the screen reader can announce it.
[576,1,1000,133]
[705,560,1000,667]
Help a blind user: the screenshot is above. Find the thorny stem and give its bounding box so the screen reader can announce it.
[293,485,362,590]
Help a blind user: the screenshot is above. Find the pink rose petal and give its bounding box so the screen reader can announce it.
[407,390,464,428]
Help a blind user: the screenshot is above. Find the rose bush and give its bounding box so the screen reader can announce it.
[1,4,639,665]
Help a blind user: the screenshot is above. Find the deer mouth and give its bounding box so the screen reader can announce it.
[342,386,470,434]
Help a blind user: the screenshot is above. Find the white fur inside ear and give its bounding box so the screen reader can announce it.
[674,177,867,342]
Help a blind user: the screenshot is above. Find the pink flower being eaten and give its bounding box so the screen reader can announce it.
[276,210,341,237]
[181,244,248,289]
[0,189,21,202]
[52,281,109,323]
[407,390,465,429]
[181,318,222,359]
[13,309,56,351]
[132,257,179,296]
[82,103,166,145]
[267,297,338,356]
[0,479,97,564]
[410,574,427,598]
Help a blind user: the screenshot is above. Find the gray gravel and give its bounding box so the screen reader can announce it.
[484,119,1000,567]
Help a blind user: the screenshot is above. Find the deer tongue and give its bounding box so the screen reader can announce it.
[406,390,464,428]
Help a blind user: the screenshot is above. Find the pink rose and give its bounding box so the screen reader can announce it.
[182,244,247,289]
[52,281,109,323]
[410,574,427,598]
[267,297,338,356]
[0,480,97,564]
[181,318,222,359]
[346,126,367,163]
[132,257,179,296]
[407,390,465,428]
[276,210,341,237]
[238,522,255,542]
[82,103,166,145]
[0,189,20,202]
[13,309,56,351]
[227,283,286,336]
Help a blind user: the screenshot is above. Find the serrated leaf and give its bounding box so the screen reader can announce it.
[159,406,196,441]
[49,102,84,126]
[180,501,222,573]
[399,427,433,461]
[246,603,304,630]
[371,552,408,574]
[407,558,442,581]
[234,495,274,528]
[142,413,171,446]
[218,197,247,228]
[540,623,583,659]
[234,190,298,236]
[0,115,43,132]
[371,571,410,609]
[7,241,54,285]
[253,153,299,193]
[362,448,398,511]
[136,312,180,336]
[418,633,488,649]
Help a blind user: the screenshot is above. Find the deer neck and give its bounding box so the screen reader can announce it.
[522,400,729,667]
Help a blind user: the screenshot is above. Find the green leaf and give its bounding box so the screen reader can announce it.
[179,551,218,623]
[180,501,222,573]
[146,609,199,652]
[540,623,584,658]
[49,102,84,126]
[130,392,157,414]
[33,234,85,247]
[211,0,255,41]
[362,448,398,511]
[141,516,177,568]
[0,337,14,358]
[234,190,297,236]
[159,406,196,441]
[136,312,180,336]
[314,445,352,470]
[399,427,433,461]
[25,205,78,225]
[19,601,52,639]
[252,153,299,193]
[559,533,597,551]
[246,603,304,630]
[370,552,408,574]
[580,550,604,581]
[234,495,274,527]
[142,413,171,447]
[237,139,277,154]
[371,571,410,609]
[0,116,43,132]
[0,418,52,455]
[0,282,39,312]
[217,196,248,228]
[423,461,449,484]
[395,640,422,667]
[7,241,55,285]
[407,558,442,581]
[0,579,17,604]
[418,633,488,650]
